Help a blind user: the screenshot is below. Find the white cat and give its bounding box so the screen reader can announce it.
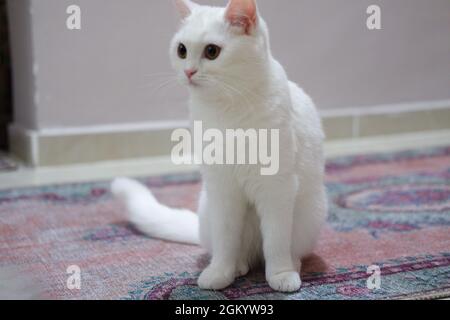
[112,0,328,292]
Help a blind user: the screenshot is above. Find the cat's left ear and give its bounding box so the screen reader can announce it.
[225,0,258,35]
[174,0,198,20]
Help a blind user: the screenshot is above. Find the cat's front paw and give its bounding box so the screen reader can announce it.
[236,260,250,277]
[268,271,301,292]
[198,265,236,290]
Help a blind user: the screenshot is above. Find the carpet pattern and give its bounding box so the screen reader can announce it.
[0,146,449,300]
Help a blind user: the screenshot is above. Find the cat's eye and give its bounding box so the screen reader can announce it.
[178,43,187,59]
[204,44,221,60]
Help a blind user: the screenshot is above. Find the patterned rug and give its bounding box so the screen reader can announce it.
[0,146,449,300]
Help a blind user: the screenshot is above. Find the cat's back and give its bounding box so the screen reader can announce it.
[268,58,324,140]
[288,81,325,143]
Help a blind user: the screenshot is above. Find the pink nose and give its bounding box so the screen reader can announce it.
[185,69,198,80]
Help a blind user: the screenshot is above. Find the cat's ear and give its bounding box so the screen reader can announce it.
[174,0,198,20]
[225,0,258,34]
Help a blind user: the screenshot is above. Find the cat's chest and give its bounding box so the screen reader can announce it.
[190,103,274,131]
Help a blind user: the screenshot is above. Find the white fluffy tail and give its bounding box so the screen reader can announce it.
[111,178,200,245]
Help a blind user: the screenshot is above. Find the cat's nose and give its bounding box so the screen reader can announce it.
[184,69,198,80]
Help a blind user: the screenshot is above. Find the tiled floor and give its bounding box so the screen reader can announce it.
[0,129,449,191]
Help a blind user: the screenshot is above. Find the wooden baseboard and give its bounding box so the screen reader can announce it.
[9,100,450,167]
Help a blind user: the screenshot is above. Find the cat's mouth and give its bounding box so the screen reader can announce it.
[180,75,201,88]
[187,79,200,87]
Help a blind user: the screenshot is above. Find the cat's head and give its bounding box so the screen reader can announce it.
[170,0,269,94]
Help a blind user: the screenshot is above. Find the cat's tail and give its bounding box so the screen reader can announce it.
[111,178,200,245]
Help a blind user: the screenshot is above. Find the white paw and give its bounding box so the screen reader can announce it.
[198,265,236,290]
[236,261,250,277]
[268,271,301,292]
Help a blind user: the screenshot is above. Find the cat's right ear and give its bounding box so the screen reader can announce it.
[174,0,198,20]
[225,0,258,35]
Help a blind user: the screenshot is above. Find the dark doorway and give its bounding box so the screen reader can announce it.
[0,0,12,151]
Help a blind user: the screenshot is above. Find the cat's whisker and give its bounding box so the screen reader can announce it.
[144,78,179,97]
[215,82,237,107]
[216,74,266,101]
[139,75,179,90]
[139,75,178,89]
[219,82,255,112]
[214,76,260,109]
[138,71,179,89]
[142,72,177,78]
[197,75,238,107]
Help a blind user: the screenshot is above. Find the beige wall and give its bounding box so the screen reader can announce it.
[7,0,36,129]
[8,0,450,130]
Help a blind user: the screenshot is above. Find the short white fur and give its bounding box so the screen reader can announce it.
[112,0,328,292]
